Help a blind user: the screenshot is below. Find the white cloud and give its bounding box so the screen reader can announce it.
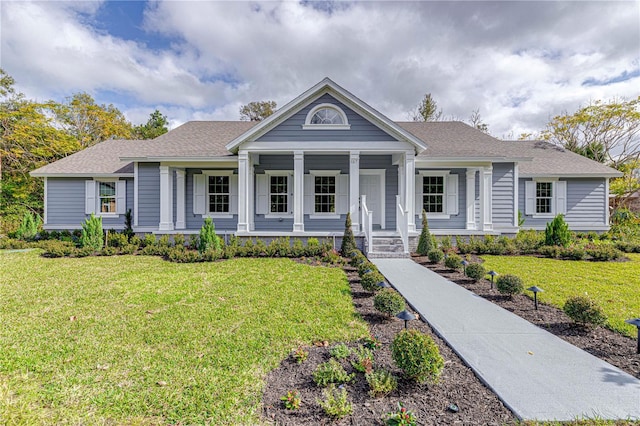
[1,0,638,137]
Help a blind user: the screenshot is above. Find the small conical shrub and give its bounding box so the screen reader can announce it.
[340,212,357,256]
[416,210,433,255]
[15,211,41,241]
[198,218,221,253]
[544,214,572,247]
[80,213,104,251]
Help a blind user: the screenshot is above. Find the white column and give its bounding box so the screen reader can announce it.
[605,177,610,226]
[293,151,305,232]
[349,151,360,231]
[237,151,250,232]
[175,169,186,230]
[249,160,256,231]
[158,165,174,231]
[513,163,519,228]
[481,166,493,231]
[466,168,476,230]
[405,151,416,232]
[398,162,406,207]
[43,177,48,225]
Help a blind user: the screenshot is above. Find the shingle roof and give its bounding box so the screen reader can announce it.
[30,120,621,177]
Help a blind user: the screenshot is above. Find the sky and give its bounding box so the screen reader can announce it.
[1,0,639,139]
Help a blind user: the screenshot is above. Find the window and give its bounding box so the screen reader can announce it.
[422,176,445,213]
[270,175,289,213]
[99,182,117,213]
[208,175,229,213]
[314,175,336,213]
[536,182,553,214]
[303,103,350,129]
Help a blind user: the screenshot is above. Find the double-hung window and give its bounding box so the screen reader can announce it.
[98,182,117,213]
[314,175,336,213]
[85,179,126,216]
[269,175,289,214]
[416,171,458,218]
[422,176,445,214]
[525,179,567,218]
[535,182,553,215]
[207,175,230,214]
[193,171,237,217]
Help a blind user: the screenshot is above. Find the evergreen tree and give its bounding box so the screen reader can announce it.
[340,212,357,256]
[80,213,104,251]
[198,218,220,253]
[416,210,433,255]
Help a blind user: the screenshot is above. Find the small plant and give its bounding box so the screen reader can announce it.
[496,274,524,297]
[340,212,357,256]
[123,209,134,240]
[373,288,405,317]
[360,271,385,293]
[292,347,308,364]
[563,296,607,327]
[439,235,453,252]
[280,390,301,410]
[358,261,377,276]
[106,232,129,248]
[366,368,397,397]
[465,263,486,282]
[385,402,417,426]
[15,211,41,241]
[427,248,444,263]
[143,233,157,247]
[350,345,374,374]
[586,245,622,261]
[318,384,352,419]
[313,358,354,387]
[444,253,463,270]
[198,218,221,253]
[330,343,351,360]
[391,329,444,384]
[361,334,381,350]
[545,214,572,247]
[416,210,433,255]
[306,237,321,256]
[80,213,104,251]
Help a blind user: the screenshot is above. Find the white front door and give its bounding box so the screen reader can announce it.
[360,171,385,229]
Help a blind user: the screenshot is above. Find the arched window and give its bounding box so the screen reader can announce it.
[303,103,350,129]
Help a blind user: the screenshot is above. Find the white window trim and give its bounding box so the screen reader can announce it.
[418,170,451,219]
[302,103,351,130]
[202,170,234,219]
[532,177,558,219]
[310,170,341,219]
[93,178,121,218]
[264,170,293,219]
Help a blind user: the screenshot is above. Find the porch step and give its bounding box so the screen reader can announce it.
[366,236,409,258]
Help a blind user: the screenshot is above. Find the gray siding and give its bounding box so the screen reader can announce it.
[138,162,160,227]
[46,177,132,229]
[492,163,515,226]
[257,94,399,142]
[519,178,607,228]
[415,169,466,230]
[185,168,238,231]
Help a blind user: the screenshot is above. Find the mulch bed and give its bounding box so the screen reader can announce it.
[412,255,640,380]
[262,266,517,425]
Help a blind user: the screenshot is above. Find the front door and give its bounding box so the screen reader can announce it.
[360,171,385,229]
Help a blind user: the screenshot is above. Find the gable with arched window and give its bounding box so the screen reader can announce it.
[302,103,351,130]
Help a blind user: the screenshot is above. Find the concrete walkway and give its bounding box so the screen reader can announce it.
[372,258,640,421]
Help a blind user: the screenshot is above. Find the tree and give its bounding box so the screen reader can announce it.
[469,108,489,133]
[610,159,640,209]
[541,97,640,169]
[133,109,169,139]
[239,100,276,121]
[411,93,442,122]
[48,92,134,148]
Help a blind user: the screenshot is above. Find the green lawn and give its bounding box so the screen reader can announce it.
[481,254,640,337]
[0,251,367,425]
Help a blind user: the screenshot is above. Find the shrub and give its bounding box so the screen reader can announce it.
[74,246,95,257]
[496,274,524,297]
[614,241,640,253]
[360,271,385,293]
[465,263,486,282]
[173,233,185,248]
[350,251,366,267]
[306,238,321,256]
[280,390,301,410]
[391,329,444,384]
[313,359,354,387]
[322,249,344,265]
[266,237,291,257]
[167,248,202,263]
[99,246,118,256]
[366,369,397,398]
[198,218,220,253]
[318,384,352,419]
[188,234,199,250]
[563,296,607,327]
[106,232,129,248]
[120,244,137,255]
[350,345,374,374]
[123,209,134,240]
[291,238,305,257]
[545,214,572,247]
[374,289,405,317]
[129,235,141,248]
[330,343,351,360]
[538,245,560,258]
[292,347,308,364]
[586,245,622,261]
[80,214,103,251]
[340,212,357,256]
[38,240,75,257]
[358,260,378,276]
[515,230,545,254]
[559,246,586,260]
[444,253,463,270]
[416,211,433,255]
[455,236,472,254]
[439,236,453,252]
[361,334,381,350]
[15,211,41,241]
[427,249,444,263]
[142,233,157,247]
[385,402,417,426]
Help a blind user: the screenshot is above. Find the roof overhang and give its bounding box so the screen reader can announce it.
[416,156,533,164]
[520,172,623,178]
[120,156,236,162]
[225,77,428,154]
[29,172,134,178]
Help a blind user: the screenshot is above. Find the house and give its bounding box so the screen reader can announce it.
[30,78,622,256]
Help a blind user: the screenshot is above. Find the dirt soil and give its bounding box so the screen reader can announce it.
[412,255,640,380]
[261,266,517,425]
